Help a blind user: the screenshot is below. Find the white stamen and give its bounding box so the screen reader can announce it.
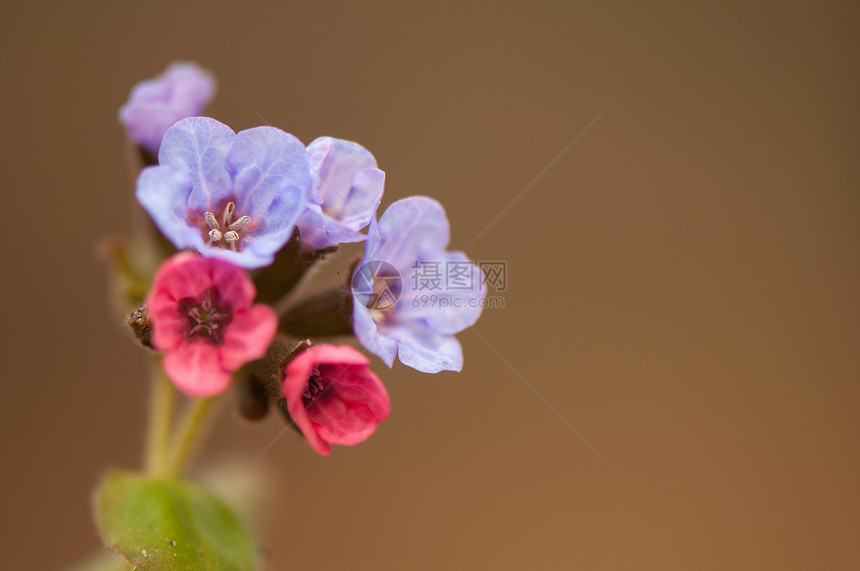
[228,215,251,230]
[222,202,235,227]
[204,212,219,230]
[200,202,251,251]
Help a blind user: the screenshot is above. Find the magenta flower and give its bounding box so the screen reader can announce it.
[282,345,391,456]
[119,61,216,156]
[148,253,277,397]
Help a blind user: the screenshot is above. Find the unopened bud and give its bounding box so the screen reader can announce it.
[127,304,153,349]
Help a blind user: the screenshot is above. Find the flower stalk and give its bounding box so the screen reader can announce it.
[144,359,175,477]
[165,394,220,477]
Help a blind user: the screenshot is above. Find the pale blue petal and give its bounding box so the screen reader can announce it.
[226,127,309,259]
[195,244,273,269]
[296,204,366,250]
[308,137,378,216]
[305,138,329,205]
[366,196,450,274]
[352,302,398,367]
[227,126,310,219]
[119,62,216,155]
[158,117,235,212]
[243,182,305,252]
[397,251,486,334]
[383,320,463,373]
[135,166,205,252]
[338,167,385,231]
[163,62,216,114]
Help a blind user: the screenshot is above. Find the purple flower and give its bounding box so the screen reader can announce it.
[119,62,216,156]
[295,137,385,250]
[351,197,485,373]
[136,117,311,269]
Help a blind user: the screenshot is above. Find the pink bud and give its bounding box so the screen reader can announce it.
[282,345,391,456]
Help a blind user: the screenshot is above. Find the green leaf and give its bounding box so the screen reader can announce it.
[94,471,257,571]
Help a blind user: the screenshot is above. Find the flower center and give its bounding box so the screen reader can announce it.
[302,369,327,405]
[182,290,230,343]
[202,201,251,252]
[352,260,404,323]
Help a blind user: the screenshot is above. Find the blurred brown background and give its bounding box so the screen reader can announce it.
[2,1,858,569]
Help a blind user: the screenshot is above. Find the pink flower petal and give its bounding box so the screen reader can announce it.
[151,252,213,301]
[148,253,277,398]
[309,363,390,445]
[163,342,231,398]
[218,305,277,371]
[282,345,389,456]
[282,350,331,456]
[209,258,256,309]
[148,290,187,351]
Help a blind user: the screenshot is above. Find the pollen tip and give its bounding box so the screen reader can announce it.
[229,215,251,230]
[204,212,219,229]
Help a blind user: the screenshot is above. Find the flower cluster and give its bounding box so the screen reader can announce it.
[119,62,485,455]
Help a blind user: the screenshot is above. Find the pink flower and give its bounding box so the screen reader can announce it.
[148,253,277,397]
[282,345,391,456]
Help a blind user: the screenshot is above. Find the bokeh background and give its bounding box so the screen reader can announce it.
[2,1,858,569]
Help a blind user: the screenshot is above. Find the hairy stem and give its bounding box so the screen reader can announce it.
[166,395,220,477]
[144,359,175,477]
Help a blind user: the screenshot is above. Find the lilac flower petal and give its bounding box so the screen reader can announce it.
[296,204,366,250]
[307,137,378,216]
[381,320,464,373]
[136,165,205,252]
[158,117,235,212]
[338,167,385,230]
[366,196,450,274]
[119,62,216,155]
[163,63,216,111]
[120,106,180,155]
[351,196,485,373]
[226,126,310,219]
[226,127,309,258]
[305,137,331,204]
[296,138,385,249]
[196,244,274,270]
[352,303,398,367]
[397,251,486,334]
[137,117,310,269]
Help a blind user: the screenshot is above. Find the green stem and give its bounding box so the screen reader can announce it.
[166,395,220,477]
[144,359,175,477]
